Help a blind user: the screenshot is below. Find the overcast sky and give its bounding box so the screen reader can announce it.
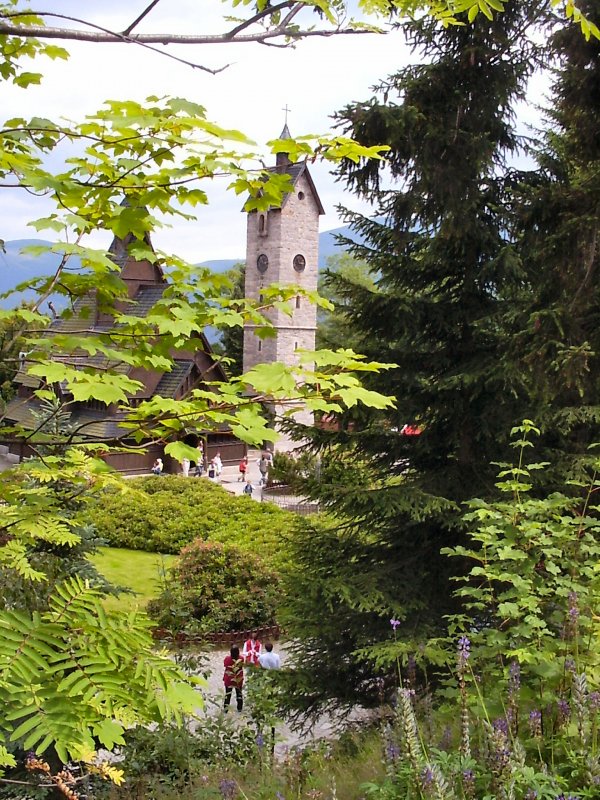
[2,1,414,261]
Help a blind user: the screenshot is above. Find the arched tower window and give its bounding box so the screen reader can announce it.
[258,212,268,236]
[295,295,301,309]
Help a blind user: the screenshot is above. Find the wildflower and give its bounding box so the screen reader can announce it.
[457,636,471,668]
[557,699,571,727]
[493,717,509,736]
[385,742,400,761]
[565,592,580,640]
[508,661,520,695]
[568,591,579,621]
[420,766,434,791]
[565,656,576,673]
[390,618,401,630]
[276,793,285,800]
[219,779,238,800]
[256,732,265,749]
[486,721,511,790]
[528,709,542,738]
[589,692,600,711]
[462,769,476,799]
[524,791,538,800]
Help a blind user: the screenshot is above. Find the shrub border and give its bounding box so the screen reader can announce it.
[152,624,281,648]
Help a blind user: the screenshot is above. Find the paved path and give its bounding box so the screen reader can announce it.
[213,449,266,501]
[196,643,367,757]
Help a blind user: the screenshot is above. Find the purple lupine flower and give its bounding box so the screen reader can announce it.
[589,692,600,711]
[557,699,571,726]
[462,769,476,799]
[528,709,542,738]
[524,791,537,800]
[385,742,400,761]
[487,723,511,778]
[457,636,471,668]
[390,618,401,630]
[565,656,576,673]
[256,732,265,749]
[420,766,434,791]
[219,779,238,800]
[493,717,509,736]
[567,592,580,635]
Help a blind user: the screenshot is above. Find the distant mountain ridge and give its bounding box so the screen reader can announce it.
[0,225,360,309]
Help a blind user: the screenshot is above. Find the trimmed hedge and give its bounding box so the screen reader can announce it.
[83,476,295,569]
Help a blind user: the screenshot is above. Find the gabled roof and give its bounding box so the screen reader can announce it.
[246,125,325,215]
[6,221,228,438]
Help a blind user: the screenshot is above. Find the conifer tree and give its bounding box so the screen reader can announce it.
[506,0,600,470]
[281,8,542,712]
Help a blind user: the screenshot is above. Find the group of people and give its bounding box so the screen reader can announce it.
[223,632,280,713]
[151,449,273,491]
[239,452,272,496]
[151,447,224,480]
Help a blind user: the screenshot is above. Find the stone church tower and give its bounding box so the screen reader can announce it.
[243,126,324,446]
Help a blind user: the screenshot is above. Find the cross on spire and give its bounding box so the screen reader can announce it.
[282,104,291,125]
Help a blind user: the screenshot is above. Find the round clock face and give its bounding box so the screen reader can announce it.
[257,253,269,273]
[293,253,306,272]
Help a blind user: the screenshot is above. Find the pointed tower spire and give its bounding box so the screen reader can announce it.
[276,114,292,168]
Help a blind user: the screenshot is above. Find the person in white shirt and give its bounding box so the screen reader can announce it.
[214,452,223,479]
[258,642,280,670]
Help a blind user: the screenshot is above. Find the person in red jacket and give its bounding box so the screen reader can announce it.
[223,645,244,712]
[242,631,262,666]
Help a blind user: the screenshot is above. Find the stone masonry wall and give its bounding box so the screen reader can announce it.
[243,169,320,373]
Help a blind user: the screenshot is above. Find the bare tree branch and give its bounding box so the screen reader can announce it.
[0,6,372,47]
[122,0,162,36]
[225,0,296,38]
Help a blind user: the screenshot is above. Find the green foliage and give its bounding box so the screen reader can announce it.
[316,252,377,352]
[0,449,121,608]
[118,716,259,780]
[0,575,202,769]
[0,308,38,403]
[269,450,319,488]
[101,723,384,800]
[148,539,279,634]
[215,263,246,377]
[278,0,600,715]
[84,475,295,567]
[504,1,600,471]
[445,421,600,691]
[0,453,205,783]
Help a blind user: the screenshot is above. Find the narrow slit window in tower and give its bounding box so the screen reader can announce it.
[295,295,301,309]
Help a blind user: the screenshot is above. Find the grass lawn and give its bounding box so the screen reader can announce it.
[91,547,178,612]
